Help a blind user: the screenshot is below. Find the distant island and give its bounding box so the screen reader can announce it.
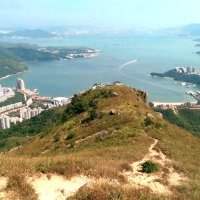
[151,67,200,85]
[193,38,200,54]
[0,29,55,39]
[196,50,200,55]
[0,43,98,78]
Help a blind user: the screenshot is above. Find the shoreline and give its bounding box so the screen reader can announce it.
[0,70,28,81]
[0,75,12,80]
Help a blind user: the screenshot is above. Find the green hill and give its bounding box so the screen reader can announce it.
[0,84,200,200]
[0,47,27,78]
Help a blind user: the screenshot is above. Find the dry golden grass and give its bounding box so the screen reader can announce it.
[0,133,151,179]
[6,174,37,200]
[68,182,170,200]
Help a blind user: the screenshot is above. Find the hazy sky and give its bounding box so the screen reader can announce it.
[1,0,200,29]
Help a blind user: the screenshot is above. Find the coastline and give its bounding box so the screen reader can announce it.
[0,70,27,81]
[0,75,12,80]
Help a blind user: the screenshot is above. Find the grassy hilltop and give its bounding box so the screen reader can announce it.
[0,84,200,199]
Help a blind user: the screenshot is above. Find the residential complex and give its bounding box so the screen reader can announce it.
[175,67,200,75]
[0,85,15,103]
[0,79,70,129]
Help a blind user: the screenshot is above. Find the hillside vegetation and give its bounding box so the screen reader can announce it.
[157,108,200,136]
[0,84,200,200]
[0,47,27,78]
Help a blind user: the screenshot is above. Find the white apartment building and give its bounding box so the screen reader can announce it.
[20,107,43,120]
[0,115,10,129]
[16,79,26,91]
[0,102,23,114]
[0,85,15,103]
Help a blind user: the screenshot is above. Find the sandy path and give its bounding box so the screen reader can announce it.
[0,177,8,200]
[123,138,186,195]
[29,175,120,200]
[28,175,90,200]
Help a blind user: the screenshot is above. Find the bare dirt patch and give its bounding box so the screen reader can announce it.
[0,177,8,200]
[28,175,90,200]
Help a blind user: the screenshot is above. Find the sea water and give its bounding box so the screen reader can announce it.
[0,34,199,102]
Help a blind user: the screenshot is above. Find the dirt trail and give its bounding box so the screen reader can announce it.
[123,138,186,195]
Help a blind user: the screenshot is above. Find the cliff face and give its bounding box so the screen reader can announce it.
[1,84,200,199]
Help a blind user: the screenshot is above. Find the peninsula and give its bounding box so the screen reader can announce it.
[151,67,200,85]
[0,43,98,78]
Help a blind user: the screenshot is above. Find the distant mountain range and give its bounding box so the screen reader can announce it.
[9,29,55,38]
[0,29,55,38]
[180,24,200,36]
[0,27,101,38]
[1,24,200,39]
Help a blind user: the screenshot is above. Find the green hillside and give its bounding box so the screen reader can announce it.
[156,108,200,136]
[0,47,27,78]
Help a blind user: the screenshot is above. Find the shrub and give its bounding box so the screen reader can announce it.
[62,96,90,121]
[155,122,163,129]
[62,89,114,122]
[71,96,89,114]
[81,109,98,124]
[141,161,159,173]
[89,109,97,120]
[66,132,76,140]
[144,117,154,127]
[53,134,60,142]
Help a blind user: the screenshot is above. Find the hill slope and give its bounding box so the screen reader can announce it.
[0,84,200,200]
[0,46,27,78]
[156,108,200,136]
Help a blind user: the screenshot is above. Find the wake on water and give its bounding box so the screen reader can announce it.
[119,59,137,71]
